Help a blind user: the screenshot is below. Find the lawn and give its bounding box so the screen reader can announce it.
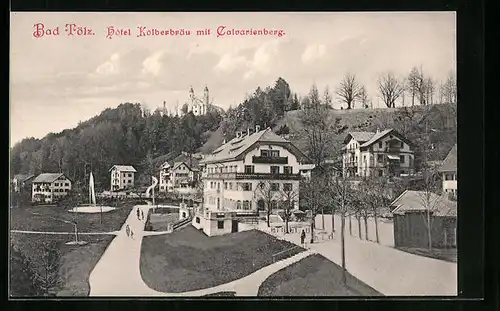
[140,226,304,292]
[258,254,382,296]
[10,232,114,296]
[10,205,133,233]
[398,247,457,263]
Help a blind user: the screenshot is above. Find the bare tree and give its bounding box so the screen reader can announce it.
[407,67,420,106]
[416,165,442,251]
[425,78,436,105]
[279,186,299,234]
[359,86,369,109]
[293,90,343,167]
[328,171,354,285]
[300,176,326,243]
[254,181,279,227]
[32,240,62,296]
[359,176,391,243]
[323,86,333,109]
[336,73,363,109]
[377,72,405,108]
[441,71,457,104]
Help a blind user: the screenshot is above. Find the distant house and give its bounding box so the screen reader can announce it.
[32,173,72,203]
[298,163,316,181]
[438,144,457,199]
[12,174,34,193]
[109,165,137,191]
[159,152,202,194]
[342,128,415,178]
[391,190,457,249]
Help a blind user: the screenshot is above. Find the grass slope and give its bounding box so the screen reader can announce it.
[140,226,304,292]
[258,254,382,296]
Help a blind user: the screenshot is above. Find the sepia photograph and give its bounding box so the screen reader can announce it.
[10,12,457,297]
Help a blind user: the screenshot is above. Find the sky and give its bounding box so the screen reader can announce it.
[10,12,456,146]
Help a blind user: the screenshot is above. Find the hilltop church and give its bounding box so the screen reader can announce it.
[163,86,211,117]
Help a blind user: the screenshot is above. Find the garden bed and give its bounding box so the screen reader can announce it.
[397,247,457,263]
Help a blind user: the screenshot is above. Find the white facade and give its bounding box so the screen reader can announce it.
[442,173,457,195]
[109,165,136,191]
[201,143,303,212]
[166,86,210,117]
[159,161,200,195]
[342,130,415,178]
[32,174,72,203]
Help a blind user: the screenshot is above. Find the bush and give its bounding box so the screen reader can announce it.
[10,244,38,297]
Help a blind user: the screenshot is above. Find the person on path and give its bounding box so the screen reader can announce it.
[136,208,140,220]
[300,229,306,246]
[125,224,130,237]
[141,210,144,221]
[130,229,134,239]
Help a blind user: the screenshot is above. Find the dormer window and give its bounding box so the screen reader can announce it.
[379,142,383,148]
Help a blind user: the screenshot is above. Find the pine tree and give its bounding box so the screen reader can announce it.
[10,244,38,297]
[33,240,62,296]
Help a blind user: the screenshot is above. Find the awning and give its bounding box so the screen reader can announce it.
[387,154,400,160]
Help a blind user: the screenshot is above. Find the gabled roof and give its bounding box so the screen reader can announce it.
[13,174,35,182]
[359,128,413,148]
[438,144,457,173]
[391,190,457,217]
[344,131,375,144]
[200,127,309,164]
[109,165,137,172]
[33,173,65,183]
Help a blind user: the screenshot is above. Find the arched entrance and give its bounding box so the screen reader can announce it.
[257,199,265,211]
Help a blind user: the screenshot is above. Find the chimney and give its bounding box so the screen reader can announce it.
[255,124,261,132]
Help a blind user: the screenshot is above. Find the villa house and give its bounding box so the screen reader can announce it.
[12,174,34,193]
[109,165,137,191]
[31,173,72,203]
[194,125,311,236]
[342,128,415,178]
[159,153,202,195]
[438,144,457,199]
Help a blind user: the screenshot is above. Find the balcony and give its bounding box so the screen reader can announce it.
[385,146,402,153]
[205,172,302,181]
[252,156,288,164]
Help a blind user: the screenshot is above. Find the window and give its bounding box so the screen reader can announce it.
[123,180,126,184]
[128,180,131,183]
[270,166,280,174]
[243,201,250,210]
[236,200,241,209]
[283,183,292,191]
[54,183,59,186]
[196,217,200,224]
[261,150,269,157]
[400,155,405,163]
[217,221,224,229]
[377,154,384,163]
[224,182,228,189]
[242,183,252,191]
[244,165,255,173]
[401,142,404,148]
[283,166,292,174]
[378,170,383,177]
[378,142,383,148]
[271,200,278,209]
[271,183,279,191]
[128,173,132,177]
[229,182,233,190]
[270,150,280,157]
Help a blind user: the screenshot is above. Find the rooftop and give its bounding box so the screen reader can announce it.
[200,127,309,165]
[32,173,65,183]
[391,190,457,217]
[109,165,137,172]
[438,144,457,173]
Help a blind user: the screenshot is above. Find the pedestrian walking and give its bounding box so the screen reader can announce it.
[130,230,134,239]
[136,208,140,220]
[300,229,306,246]
[126,224,130,237]
[141,210,144,221]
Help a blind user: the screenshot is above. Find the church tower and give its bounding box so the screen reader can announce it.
[203,85,209,115]
[189,86,195,104]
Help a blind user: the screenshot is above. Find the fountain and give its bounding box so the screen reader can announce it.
[69,172,117,214]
